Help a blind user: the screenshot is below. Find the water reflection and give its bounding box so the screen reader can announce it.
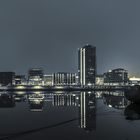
[124,103,140,120]
[79,92,96,132]
[13,94,27,102]
[28,94,45,112]
[51,92,96,131]
[0,93,15,107]
[52,93,78,106]
[102,91,128,109]
[1,90,140,140]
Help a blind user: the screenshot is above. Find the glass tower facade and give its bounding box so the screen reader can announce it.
[78,44,96,86]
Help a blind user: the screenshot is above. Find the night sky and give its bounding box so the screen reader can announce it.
[0,0,140,76]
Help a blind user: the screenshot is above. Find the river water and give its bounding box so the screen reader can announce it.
[0,91,139,140]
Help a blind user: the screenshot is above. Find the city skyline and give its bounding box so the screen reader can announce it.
[0,1,140,140]
[0,44,136,79]
[0,0,140,76]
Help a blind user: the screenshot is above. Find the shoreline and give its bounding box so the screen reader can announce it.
[0,85,130,92]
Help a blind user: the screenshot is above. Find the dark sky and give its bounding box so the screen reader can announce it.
[0,0,140,76]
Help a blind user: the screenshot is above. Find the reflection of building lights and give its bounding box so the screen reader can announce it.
[33,86,42,89]
[31,99,41,104]
[87,83,92,86]
[15,91,26,94]
[55,86,64,89]
[28,94,44,100]
[33,91,42,94]
[16,86,25,89]
[108,104,112,108]
[76,97,79,100]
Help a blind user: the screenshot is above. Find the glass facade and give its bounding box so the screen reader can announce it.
[104,68,128,85]
[53,72,76,86]
[78,45,96,86]
[28,68,44,85]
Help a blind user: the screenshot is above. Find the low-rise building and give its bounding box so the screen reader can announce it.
[0,72,15,86]
[28,68,44,85]
[13,75,26,85]
[129,77,140,85]
[104,68,128,85]
[43,75,53,86]
[96,75,104,85]
[53,72,77,86]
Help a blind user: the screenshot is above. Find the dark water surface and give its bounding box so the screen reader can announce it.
[0,91,139,140]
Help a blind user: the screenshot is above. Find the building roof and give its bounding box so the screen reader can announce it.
[82,44,96,49]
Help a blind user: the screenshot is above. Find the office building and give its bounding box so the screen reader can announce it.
[129,77,140,85]
[13,75,26,85]
[43,75,53,86]
[78,44,96,86]
[0,72,15,86]
[104,68,128,85]
[53,72,76,86]
[28,68,44,85]
[96,74,104,85]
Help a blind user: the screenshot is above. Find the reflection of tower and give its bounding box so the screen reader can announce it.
[52,94,78,106]
[79,92,96,131]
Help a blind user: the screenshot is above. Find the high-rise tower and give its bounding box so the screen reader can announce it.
[78,44,96,86]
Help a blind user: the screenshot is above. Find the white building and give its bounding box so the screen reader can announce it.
[96,75,104,85]
[129,77,140,85]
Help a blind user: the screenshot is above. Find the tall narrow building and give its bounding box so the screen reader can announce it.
[78,44,96,86]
